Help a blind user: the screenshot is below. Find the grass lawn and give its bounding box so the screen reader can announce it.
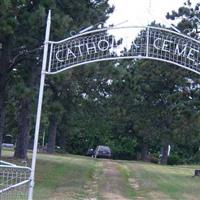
[122,161,200,200]
[33,153,101,200]
[2,150,200,200]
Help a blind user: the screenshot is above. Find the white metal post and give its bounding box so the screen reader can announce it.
[146,26,150,57]
[28,10,51,200]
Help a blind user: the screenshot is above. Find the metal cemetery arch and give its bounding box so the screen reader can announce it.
[47,25,200,75]
[28,11,200,200]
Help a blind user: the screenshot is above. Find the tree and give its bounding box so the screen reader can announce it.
[43,0,114,153]
[0,0,113,158]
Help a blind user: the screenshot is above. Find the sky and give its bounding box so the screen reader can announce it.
[106,0,200,27]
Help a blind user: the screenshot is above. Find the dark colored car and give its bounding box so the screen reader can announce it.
[94,145,112,158]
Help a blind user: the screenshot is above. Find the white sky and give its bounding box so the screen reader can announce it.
[107,0,200,27]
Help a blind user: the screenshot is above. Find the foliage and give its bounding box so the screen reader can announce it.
[167,153,183,165]
[2,0,200,163]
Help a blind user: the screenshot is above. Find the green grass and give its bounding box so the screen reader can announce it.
[125,161,200,200]
[34,154,100,200]
[117,164,137,199]
[1,150,101,199]
[2,150,200,200]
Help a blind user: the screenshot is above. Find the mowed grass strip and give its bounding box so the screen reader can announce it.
[126,162,200,200]
[97,160,136,200]
[117,164,137,199]
[33,154,100,200]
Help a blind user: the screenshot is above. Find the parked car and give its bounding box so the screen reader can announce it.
[94,145,112,158]
[86,148,94,156]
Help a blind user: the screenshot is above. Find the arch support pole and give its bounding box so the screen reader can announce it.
[28,10,51,200]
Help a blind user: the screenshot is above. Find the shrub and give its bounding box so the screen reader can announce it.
[167,153,182,165]
[149,154,159,164]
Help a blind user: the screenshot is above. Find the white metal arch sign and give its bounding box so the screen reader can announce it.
[29,11,200,200]
[47,25,200,75]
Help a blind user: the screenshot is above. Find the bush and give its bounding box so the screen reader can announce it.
[167,153,182,165]
[149,154,159,164]
[108,137,137,160]
[187,151,200,164]
[112,151,136,160]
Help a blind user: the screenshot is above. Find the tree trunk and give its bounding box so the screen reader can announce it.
[141,141,149,162]
[14,97,30,159]
[160,143,169,165]
[59,130,66,152]
[0,45,9,158]
[0,90,6,158]
[47,114,57,154]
